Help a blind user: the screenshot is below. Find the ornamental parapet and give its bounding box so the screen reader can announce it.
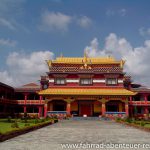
[17,100,45,105]
[0,98,44,105]
[48,67,123,74]
[0,98,18,104]
[129,101,150,106]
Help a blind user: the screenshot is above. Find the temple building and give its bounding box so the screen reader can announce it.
[39,54,135,118]
[0,54,150,118]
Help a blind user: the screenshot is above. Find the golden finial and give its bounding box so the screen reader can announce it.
[83,51,88,63]
[45,60,52,69]
[60,53,63,58]
[80,51,92,69]
[120,59,125,68]
[84,51,87,57]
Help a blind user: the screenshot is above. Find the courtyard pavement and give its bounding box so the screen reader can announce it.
[0,119,150,150]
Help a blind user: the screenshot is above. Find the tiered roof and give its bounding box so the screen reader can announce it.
[15,83,40,92]
[0,82,14,90]
[47,55,125,65]
[46,55,125,74]
[39,87,136,96]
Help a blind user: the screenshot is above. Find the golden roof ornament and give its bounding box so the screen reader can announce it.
[79,51,92,69]
[46,60,52,70]
[83,51,88,63]
[120,59,125,68]
[60,53,63,58]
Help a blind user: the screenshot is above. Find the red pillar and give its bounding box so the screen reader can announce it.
[40,95,42,104]
[130,106,133,117]
[44,104,47,118]
[38,106,42,118]
[102,102,106,116]
[24,93,28,113]
[66,102,71,115]
[39,96,43,117]
[23,106,27,113]
[129,96,132,102]
[144,94,148,102]
[125,102,129,117]
[144,107,149,114]
[144,94,149,115]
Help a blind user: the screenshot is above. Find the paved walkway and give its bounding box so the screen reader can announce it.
[0,120,150,150]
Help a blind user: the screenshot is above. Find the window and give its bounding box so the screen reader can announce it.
[55,78,65,85]
[80,78,92,85]
[106,78,117,85]
[43,84,48,89]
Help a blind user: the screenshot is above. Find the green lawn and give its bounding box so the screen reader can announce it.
[116,118,150,129]
[132,120,150,128]
[144,124,150,128]
[0,118,51,134]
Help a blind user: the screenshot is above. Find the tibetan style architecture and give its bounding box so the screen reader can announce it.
[0,54,150,119]
[39,54,136,118]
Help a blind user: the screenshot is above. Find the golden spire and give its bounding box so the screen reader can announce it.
[80,51,92,69]
[60,53,63,58]
[120,59,125,68]
[83,51,88,63]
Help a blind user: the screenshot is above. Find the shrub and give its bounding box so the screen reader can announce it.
[34,118,39,124]
[7,116,12,123]
[125,117,132,123]
[24,112,28,118]
[24,123,30,127]
[54,119,58,123]
[11,120,19,128]
[46,115,50,120]
[116,117,121,122]
[140,121,145,127]
[40,118,45,123]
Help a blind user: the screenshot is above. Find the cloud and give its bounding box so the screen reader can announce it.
[39,11,93,32]
[119,8,127,16]
[139,27,150,37]
[77,16,92,28]
[39,11,72,32]
[106,10,115,16]
[0,0,25,15]
[0,71,14,85]
[85,33,150,86]
[0,0,30,32]
[0,18,29,32]
[0,51,54,86]
[106,8,127,17]
[0,38,17,47]
[0,18,16,30]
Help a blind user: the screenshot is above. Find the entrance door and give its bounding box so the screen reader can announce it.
[79,101,93,116]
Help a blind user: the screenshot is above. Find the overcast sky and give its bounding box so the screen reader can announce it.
[0,0,150,87]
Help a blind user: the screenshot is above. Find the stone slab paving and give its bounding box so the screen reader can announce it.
[0,120,150,150]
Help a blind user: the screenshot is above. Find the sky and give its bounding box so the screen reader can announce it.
[0,0,150,87]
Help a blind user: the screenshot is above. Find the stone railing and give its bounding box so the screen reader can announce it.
[47,111,67,118]
[105,112,126,118]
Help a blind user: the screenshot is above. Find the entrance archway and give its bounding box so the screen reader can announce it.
[52,100,66,111]
[106,100,125,112]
